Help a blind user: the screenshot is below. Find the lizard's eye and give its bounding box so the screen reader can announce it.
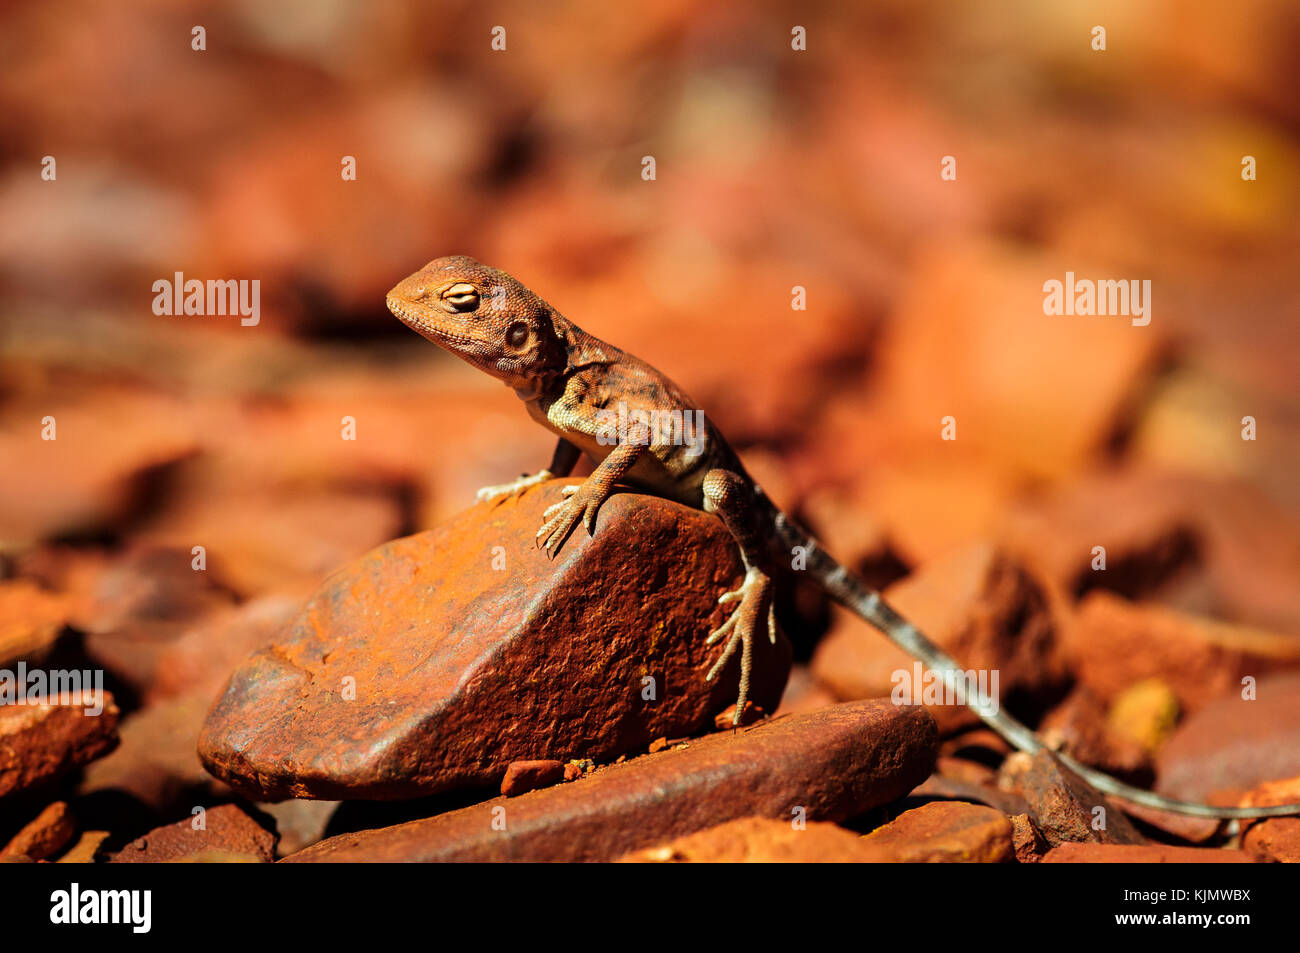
[505,322,531,350]
[441,283,480,312]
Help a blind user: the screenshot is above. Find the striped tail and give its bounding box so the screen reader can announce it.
[813,551,1300,820]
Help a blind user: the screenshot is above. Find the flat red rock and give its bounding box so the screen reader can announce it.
[284,700,936,863]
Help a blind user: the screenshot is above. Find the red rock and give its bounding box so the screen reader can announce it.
[1155,673,1300,803]
[618,817,886,863]
[811,542,1065,734]
[0,693,120,799]
[873,239,1165,482]
[1037,687,1152,785]
[999,469,1201,601]
[1242,817,1300,862]
[933,756,997,787]
[852,460,1019,567]
[80,693,222,812]
[54,831,110,864]
[1236,777,1300,863]
[500,760,565,797]
[1043,843,1256,863]
[284,700,936,862]
[78,546,239,694]
[0,581,69,668]
[911,775,1029,818]
[1,801,75,861]
[150,593,304,703]
[1062,592,1300,712]
[200,483,793,800]
[111,804,276,863]
[0,388,198,547]
[713,701,764,730]
[1117,801,1222,845]
[1009,813,1048,863]
[138,482,404,597]
[860,801,1014,863]
[1014,750,1146,847]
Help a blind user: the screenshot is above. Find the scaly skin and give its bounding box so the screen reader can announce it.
[387,255,1300,820]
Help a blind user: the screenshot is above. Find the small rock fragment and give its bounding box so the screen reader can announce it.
[501,760,565,797]
[1015,750,1145,847]
[110,804,276,863]
[860,801,1013,863]
[0,694,120,799]
[1,801,75,861]
[1009,813,1048,863]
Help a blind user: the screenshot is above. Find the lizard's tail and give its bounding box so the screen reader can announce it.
[815,558,1300,820]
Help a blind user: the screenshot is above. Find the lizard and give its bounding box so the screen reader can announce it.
[386,254,1300,820]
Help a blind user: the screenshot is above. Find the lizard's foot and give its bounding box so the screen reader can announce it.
[476,469,553,504]
[535,483,605,557]
[705,566,777,726]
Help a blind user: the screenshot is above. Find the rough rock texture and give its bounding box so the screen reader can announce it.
[201,483,792,800]
[1242,817,1300,863]
[0,695,120,799]
[1238,777,1300,863]
[1,801,76,860]
[811,542,1064,734]
[1013,750,1145,847]
[1009,813,1048,863]
[860,801,1014,862]
[618,816,887,863]
[1063,592,1300,711]
[1155,673,1300,802]
[111,803,276,863]
[285,700,936,862]
[1043,843,1256,863]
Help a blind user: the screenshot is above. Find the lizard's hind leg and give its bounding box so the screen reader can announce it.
[702,469,778,725]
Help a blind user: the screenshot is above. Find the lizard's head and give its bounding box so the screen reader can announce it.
[386,256,566,396]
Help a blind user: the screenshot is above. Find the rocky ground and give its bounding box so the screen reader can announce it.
[2,1,1300,862]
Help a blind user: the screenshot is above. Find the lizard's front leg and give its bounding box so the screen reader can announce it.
[476,438,581,504]
[535,423,650,557]
[702,468,779,725]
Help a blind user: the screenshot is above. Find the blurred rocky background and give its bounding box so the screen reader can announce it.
[1,0,1299,862]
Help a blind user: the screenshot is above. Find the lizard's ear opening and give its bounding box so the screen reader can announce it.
[505,321,532,352]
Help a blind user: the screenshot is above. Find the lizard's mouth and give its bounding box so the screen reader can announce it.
[386,293,508,384]
[386,294,481,348]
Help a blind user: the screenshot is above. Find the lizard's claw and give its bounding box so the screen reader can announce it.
[535,484,602,558]
[476,469,553,505]
[705,567,777,725]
